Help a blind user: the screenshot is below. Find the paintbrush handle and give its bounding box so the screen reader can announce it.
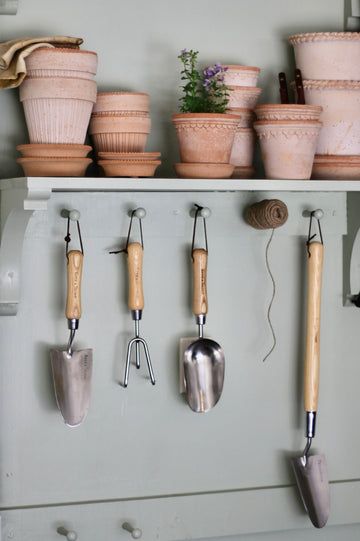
[304,242,324,412]
[192,248,208,316]
[65,250,83,320]
[127,242,144,311]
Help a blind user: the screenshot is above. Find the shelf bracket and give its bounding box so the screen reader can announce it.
[0,186,52,315]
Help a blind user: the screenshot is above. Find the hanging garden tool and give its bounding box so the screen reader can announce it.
[181,204,225,413]
[291,209,330,528]
[110,208,155,388]
[278,72,289,104]
[50,210,93,427]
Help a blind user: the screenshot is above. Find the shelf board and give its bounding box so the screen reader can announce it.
[1,176,360,192]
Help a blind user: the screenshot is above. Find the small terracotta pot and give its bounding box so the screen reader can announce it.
[93,92,150,113]
[298,80,360,155]
[254,120,322,180]
[174,162,234,179]
[254,104,322,122]
[230,128,255,167]
[227,107,254,127]
[89,115,151,152]
[89,115,151,134]
[289,32,360,80]
[98,159,161,178]
[20,77,97,144]
[223,65,260,87]
[25,48,98,80]
[172,113,239,163]
[228,86,262,109]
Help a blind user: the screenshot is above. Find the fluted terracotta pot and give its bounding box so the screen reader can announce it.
[254,120,322,179]
[19,77,97,144]
[89,114,151,152]
[172,113,239,163]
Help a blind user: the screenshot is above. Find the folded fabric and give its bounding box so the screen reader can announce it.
[0,36,83,89]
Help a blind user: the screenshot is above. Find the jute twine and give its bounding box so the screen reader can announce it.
[245,199,288,362]
[245,199,288,230]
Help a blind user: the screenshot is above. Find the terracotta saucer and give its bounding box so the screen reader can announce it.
[97,151,161,161]
[174,163,234,179]
[312,162,360,180]
[314,154,360,164]
[17,157,92,177]
[98,160,161,177]
[17,144,92,158]
[232,166,256,179]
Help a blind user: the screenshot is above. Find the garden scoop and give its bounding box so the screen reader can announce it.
[50,211,93,427]
[291,213,330,528]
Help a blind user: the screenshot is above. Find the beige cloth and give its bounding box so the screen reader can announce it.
[0,36,83,89]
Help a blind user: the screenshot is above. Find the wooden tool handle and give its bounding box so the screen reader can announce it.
[127,242,144,311]
[65,250,83,320]
[192,248,208,316]
[304,242,324,412]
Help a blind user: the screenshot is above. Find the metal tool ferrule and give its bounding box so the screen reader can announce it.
[67,318,79,331]
[195,314,206,326]
[305,411,317,439]
[132,310,143,321]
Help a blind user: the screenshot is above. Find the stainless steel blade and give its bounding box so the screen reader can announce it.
[50,348,93,427]
[183,337,225,413]
[292,453,330,528]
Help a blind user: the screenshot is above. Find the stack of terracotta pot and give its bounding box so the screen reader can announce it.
[17,47,97,176]
[90,92,160,177]
[224,65,262,178]
[253,103,322,180]
[289,32,360,180]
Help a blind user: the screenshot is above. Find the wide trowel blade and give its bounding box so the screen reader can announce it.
[50,348,93,427]
[291,453,330,528]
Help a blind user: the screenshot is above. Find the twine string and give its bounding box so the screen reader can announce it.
[245,199,288,362]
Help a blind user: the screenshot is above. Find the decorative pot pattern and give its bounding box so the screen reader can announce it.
[228,86,262,109]
[300,80,360,155]
[93,92,150,113]
[289,32,360,80]
[172,113,239,163]
[223,65,260,87]
[254,120,321,180]
[25,48,98,80]
[255,104,322,122]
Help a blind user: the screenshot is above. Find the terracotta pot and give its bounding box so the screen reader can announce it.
[223,65,260,87]
[91,110,149,118]
[254,120,322,180]
[17,157,92,177]
[93,92,150,113]
[312,155,360,180]
[97,151,160,161]
[299,80,360,155]
[254,104,322,122]
[89,115,151,134]
[289,32,360,80]
[25,47,98,80]
[89,114,151,152]
[172,113,239,163]
[17,143,92,158]
[98,159,160,178]
[230,128,255,167]
[20,77,97,144]
[228,86,262,109]
[227,107,254,127]
[174,162,234,179]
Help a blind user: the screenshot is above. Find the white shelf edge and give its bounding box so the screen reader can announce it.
[2,176,360,192]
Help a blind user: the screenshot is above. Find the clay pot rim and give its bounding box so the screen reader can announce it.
[98,151,161,159]
[255,104,322,111]
[17,157,92,163]
[17,144,92,151]
[96,91,149,97]
[172,112,240,121]
[224,65,260,72]
[299,79,360,90]
[98,159,161,165]
[34,47,97,56]
[91,112,150,117]
[227,107,253,114]
[289,32,360,45]
[228,86,262,93]
[234,127,255,133]
[314,155,360,163]
[313,162,360,167]
[254,119,322,127]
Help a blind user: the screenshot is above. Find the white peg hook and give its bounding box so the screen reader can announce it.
[122,522,142,539]
[133,207,146,220]
[69,209,81,222]
[57,526,78,541]
[312,208,324,220]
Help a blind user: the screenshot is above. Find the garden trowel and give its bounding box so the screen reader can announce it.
[50,214,93,427]
[291,238,330,528]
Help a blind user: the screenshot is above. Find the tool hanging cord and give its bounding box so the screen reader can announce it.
[245,199,288,362]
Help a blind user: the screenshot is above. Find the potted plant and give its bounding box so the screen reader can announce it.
[172,49,239,164]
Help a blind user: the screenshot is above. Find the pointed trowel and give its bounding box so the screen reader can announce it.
[50,212,93,427]
[291,238,330,528]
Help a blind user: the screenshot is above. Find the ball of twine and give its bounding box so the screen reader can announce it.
[245,199,288,230]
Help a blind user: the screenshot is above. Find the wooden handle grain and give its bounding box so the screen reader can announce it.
[192,248,208,316]
[65,250,83,320]
[304,242,324,412]
[127,242,144,311]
